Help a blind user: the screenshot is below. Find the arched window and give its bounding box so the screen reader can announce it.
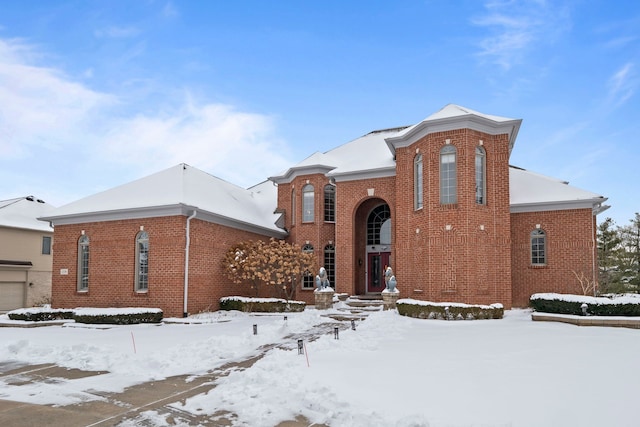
[302,243,315,289]
[135,230,149,291]
[291,188,296,226]
[302,184,314,222]
[324,243,336,288]
[324,184,335,222]
[367,205,391,245]
[475,146,486,205]
[440,145,457,204]
[77,234,89,291]
[414,154,423,210]
[531,229,546,265]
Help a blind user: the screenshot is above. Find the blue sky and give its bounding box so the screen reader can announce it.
[0,0,638,226]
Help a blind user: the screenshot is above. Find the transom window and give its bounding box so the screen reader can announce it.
[531,229,546,265]
[135,231,149,292]
[302,184,314,222]
[77,235,89,291]
[324,184,336,222]
[440,145,457,204]
[302,243,315,289]
[414,154,423,210]
[367,205,391,245]
[475,146,486,205]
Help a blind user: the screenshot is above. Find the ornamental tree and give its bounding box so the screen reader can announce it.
[222,238,316,301]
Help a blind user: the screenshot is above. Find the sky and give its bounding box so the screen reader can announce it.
[1,306,639,426]
[0,0,638,226]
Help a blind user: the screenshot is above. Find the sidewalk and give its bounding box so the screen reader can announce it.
[0,323,341,427]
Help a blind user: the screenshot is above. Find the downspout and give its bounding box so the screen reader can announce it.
[184,210,197,317]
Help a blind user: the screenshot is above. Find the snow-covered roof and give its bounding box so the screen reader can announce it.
[41,164,286,237]
[271,104,522,184]
[509,166,608,214]
[0,196,54,232]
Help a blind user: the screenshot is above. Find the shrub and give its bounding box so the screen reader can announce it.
[530,293,640,316]
[220,296,305,313]
[7,307,74,322]
[396,299,503,320]
[73,308,163,324]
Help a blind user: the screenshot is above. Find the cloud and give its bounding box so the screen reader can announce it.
[607,62,637,107]
[0,38,115,158]
[100,100,292,187]
[472,0,570,70]
[94,26,141,39]
[0,36,292,195]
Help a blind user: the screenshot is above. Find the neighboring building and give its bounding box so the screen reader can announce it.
[0,196,55,312]
[42,105,608,316]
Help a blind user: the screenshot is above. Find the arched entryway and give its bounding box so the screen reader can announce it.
[354,199,392,295]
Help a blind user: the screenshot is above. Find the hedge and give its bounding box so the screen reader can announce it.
[530,293,640,316]
[220,296,305,313]
[7,307,164,324]
[397,299,504,320]
[7,307,74,322]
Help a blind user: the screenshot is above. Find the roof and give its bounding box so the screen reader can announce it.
[0,196,55,232]
[41,164,286,237]
[509,166,608,214]
[270,104,521,184]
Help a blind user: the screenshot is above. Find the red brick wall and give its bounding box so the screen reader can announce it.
[51,217,275,317]
[393,129,513,308]
[510,209,597,307]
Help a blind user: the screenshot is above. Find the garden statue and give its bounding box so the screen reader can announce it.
[384,266,397,292]
[315,267,331,290]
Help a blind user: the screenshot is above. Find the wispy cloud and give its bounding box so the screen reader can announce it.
[0,36,293,200]
[607,62,637,107]
[94,26,141,39]
[471,0,571,70]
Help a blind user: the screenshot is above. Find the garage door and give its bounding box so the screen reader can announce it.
[0,282,25,312]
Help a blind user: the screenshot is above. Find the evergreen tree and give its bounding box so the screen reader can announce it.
[618,213,640,291]
[597,217,622,293]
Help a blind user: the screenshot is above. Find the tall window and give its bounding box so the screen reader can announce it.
[302,184,314,222]
[302,243,315,289]
[414,154,423,210]
[324,244,335,288]
[77,235,89,291]
[531,229,546,265]
[324,184,336,222]
[291,188,296,226]
[475,146,486,205]
[135,231,149,291]
[440,145,457,204]
[367,205,391,245]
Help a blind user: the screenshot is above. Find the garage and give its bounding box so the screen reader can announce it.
[0,282,25,312]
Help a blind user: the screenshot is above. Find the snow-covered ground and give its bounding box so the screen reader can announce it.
[1,308,638,427]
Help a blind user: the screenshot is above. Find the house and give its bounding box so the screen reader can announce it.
[42,104,608,316]
[0,196,55,312]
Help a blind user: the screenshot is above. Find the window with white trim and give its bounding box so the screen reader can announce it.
[302,243,315,289]
[302,184,314,222]
[324,184,335,222]
[531,229,546,265]
[414,154,423,210]
[475,146,486,205]
[135,231,149,291]
[440,144,457,204]
[77,235,89,291]
[324,244,335,288]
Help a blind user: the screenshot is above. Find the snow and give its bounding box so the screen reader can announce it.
[531,292,640,305]
[1,308,639,426]
[0,196,54,232]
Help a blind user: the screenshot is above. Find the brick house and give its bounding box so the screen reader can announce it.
[42,105,608,316]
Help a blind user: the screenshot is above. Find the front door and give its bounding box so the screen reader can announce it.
[367,252,391,293]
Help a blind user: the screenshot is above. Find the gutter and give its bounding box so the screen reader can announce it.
[183,209,197,317]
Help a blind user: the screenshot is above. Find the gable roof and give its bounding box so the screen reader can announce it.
[41,164,286,237]
[509,166,608,214]
[0,196,54,232]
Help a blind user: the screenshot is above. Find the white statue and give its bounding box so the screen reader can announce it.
[315,267,330,290]
[384,266,397,292]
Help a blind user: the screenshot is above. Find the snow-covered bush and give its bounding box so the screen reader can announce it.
[7,306,74,322]
[530,293,640,316]
[220,296,305,313]
[397,299,504,320]
[73,307,163,324]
